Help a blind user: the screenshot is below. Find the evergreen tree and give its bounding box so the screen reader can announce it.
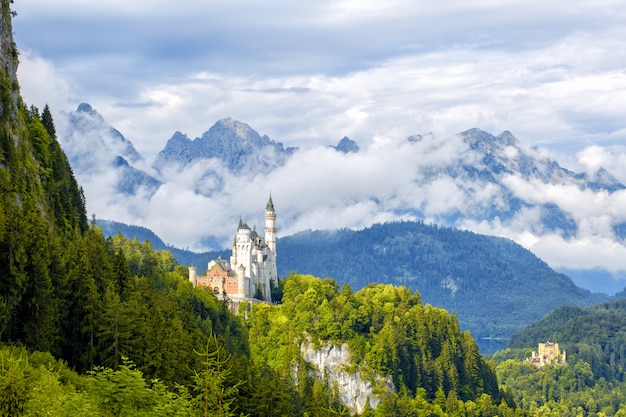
[192,334,242,417]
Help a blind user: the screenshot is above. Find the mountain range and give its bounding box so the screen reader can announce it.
[96,218,614,352]
[154,117,298,177]
[60,103,626,294]
[6,4,626,413]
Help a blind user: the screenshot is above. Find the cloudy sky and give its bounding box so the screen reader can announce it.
[11,0,626,292]
[14,0,626,156]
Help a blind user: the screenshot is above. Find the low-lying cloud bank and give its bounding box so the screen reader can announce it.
[66,119,626,294]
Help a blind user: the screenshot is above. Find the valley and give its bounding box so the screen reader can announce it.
[3,2,626,415]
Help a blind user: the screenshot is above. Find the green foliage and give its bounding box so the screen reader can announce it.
[249,274,502,405]
[508,298,626,381]
[0,350,28,416]
[191,335,242,417]
[493,353,626,416]
[0,345,195,416]
[277,222,606,340]
[97,219,229,267]
[0,99,88,354]
[88,357,192,417]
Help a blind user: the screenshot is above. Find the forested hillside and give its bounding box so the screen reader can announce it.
[99,219,609,343]
[0,2,524,414]
[488,298,626,416]
[0,0,89,349]
[248,274,521,415]
[277,222,606,340]
[97,219,229,268]
[507,298,626,382]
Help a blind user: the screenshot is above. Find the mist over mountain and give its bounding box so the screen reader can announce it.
[152,118,298,196]
[58,105,626,293]
[331,136,360,153]
[62,103,161,196]
[441,128,625,238]
[67,103,143,167]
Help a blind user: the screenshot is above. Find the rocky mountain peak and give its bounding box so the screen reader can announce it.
[76,102,97,114]
[201,117,273,151]
[154,117,297,177]
[213,117,255,138]
[62,103,160,197]
[66,103,143,167]
[495,130,519,147]
[332,137,360,153]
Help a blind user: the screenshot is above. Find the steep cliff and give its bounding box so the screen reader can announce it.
[0,0,19,124]
[300,341,393,414]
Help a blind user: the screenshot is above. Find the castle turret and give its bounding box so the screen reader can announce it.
[189,265,197,287]
[237,264,246,296]
[264,194,277,254]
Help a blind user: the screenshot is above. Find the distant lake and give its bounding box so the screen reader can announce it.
[476,338,508,355]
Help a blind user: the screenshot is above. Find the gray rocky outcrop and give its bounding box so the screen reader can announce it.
[300,341,394,414]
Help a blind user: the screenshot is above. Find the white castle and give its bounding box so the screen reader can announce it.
[189,194,278,302]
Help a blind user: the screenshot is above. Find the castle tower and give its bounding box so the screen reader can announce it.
[264,194,277,254]
[188,265,197,286]
[232,218,252,268]
[237,264,246,296]
[197,197,278,302]
[231,237,237,266]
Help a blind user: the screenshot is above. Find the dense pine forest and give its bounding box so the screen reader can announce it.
[2,1,626,415]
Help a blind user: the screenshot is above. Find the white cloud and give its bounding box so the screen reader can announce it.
[576,145,626,184]
[12,0,626,291]
[62,110,626,294]
[16,50,72,115]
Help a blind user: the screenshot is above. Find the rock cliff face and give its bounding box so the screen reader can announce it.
[300,341,394,414]
[0,1,20,123]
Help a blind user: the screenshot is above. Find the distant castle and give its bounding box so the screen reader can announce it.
[189,194,278,303]
[526,341,567,369]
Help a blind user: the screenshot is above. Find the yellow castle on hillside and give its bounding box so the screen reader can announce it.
[526,341,567,369]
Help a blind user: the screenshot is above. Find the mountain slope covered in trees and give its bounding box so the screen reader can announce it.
[98,218,610,343]
[506,298,626,382]
[277,222,608,340]
[0,3,525,415]
[488,297,626,416]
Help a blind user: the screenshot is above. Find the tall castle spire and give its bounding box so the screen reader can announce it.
[266,192,275,212]
[264,192,277,254]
